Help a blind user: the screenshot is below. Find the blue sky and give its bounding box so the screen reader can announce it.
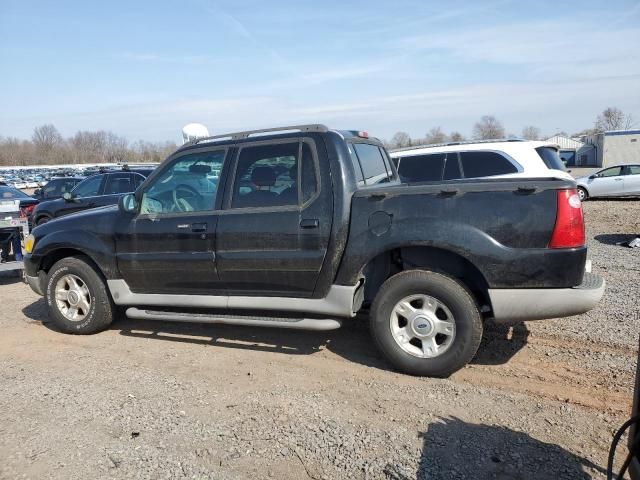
[1,0,639,143]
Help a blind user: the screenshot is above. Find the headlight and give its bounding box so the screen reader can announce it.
[24,234,35,254]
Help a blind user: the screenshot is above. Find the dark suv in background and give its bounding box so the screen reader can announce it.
[32,177,84,201]
[32,168,154,225]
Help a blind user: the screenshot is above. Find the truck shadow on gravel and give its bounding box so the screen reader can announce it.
[113,315,529,370]
[385,416,605,480]
[23,300,530,372]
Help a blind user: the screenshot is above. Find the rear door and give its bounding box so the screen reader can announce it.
[588,166,624,197]
[623,165,640,195]
[215,138,331,297]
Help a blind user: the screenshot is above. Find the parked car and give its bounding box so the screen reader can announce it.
[32,177,84,202]
[389,139,572,184]
[0,184,39,219]
[31,169,152,226]
[575,164,640,200]
[23,124,604,377]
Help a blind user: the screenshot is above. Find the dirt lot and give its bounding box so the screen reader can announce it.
[1,200,638,480]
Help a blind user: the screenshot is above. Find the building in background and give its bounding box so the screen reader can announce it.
[583,130,640,168]
[545,135,585,166]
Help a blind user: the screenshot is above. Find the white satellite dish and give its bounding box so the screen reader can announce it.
[182,123,210,144]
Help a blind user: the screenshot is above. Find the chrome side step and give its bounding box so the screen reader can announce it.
[125,308,343,331]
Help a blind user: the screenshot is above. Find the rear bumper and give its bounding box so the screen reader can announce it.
[488,272,605,323]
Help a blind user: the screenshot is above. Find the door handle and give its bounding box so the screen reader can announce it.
[191,222,208,233]
[300,218,319,229]
[614,178,623,181]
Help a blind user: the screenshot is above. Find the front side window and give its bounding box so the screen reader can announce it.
[72,175,103,198]
[140,150,224,214]
[599,167,622,177]
[460,151,518,178]
[352,143,392,185]
[231,142,300,208]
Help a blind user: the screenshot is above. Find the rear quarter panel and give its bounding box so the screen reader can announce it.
[335,178,586,289]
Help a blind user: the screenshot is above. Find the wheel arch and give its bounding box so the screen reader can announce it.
[359,245,492,314]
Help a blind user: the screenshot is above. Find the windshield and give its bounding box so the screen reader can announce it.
[0,186,30,200]
[536,147,566,171]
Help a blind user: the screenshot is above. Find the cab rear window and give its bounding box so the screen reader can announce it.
[351,143,393,185]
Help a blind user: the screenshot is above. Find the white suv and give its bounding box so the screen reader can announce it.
[390,140,573,183]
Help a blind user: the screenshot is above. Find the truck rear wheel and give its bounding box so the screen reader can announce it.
[369,270,482,377]
[45,256,114,334]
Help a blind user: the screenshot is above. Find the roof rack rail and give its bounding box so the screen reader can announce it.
[192,124,329,145]
[390,137,526,153]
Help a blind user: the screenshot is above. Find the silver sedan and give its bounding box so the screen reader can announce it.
[576,164,640,200]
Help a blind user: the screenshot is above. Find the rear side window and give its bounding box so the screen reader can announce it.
[460,151,518,178]
[536,147,566,171]
[301,143,318,204]
[397,154,445,183]
[104,174,136,195]
[627,166,640,175]
[232,142,299,208]
[353,143,392,185]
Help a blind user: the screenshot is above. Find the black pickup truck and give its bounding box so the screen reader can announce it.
[23,125,605,377]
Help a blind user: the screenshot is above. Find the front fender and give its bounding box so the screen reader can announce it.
[30,229,118,278]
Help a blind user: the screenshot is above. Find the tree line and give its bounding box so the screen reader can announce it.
[0,124,178,167]
[385,107,635,149]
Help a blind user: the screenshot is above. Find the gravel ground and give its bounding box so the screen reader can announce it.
[0,199,638,480]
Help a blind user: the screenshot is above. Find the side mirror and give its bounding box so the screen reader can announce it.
[62,192,74,202]
[588,174,596,180]
[119,193,138,214]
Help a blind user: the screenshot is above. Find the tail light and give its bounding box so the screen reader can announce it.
[548,189,585,248]
[20,204,36,218]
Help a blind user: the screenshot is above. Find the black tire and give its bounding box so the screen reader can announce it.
[45,256,114,334]
[36,215,51,226]
[577,187,588,201]
[369,270,482,377]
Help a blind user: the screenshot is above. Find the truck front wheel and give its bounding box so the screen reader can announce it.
[370,270,482,377]
[45,256,114,334]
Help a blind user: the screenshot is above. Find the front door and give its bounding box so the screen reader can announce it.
[115,148,228,294]
[588,166,624,197]
[216,139,332,297]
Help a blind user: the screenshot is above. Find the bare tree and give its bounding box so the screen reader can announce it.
[0,124,177,167]
[424,127,447,145]
[390,132,412,149]
[521,126,540,140]
[472,115,505,140]
[449,131,465,142]
[32,124,63,153]
[594,107,634,132]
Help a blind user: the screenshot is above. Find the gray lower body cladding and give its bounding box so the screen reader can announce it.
[107,279,359,318]
[488,272,605,323]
